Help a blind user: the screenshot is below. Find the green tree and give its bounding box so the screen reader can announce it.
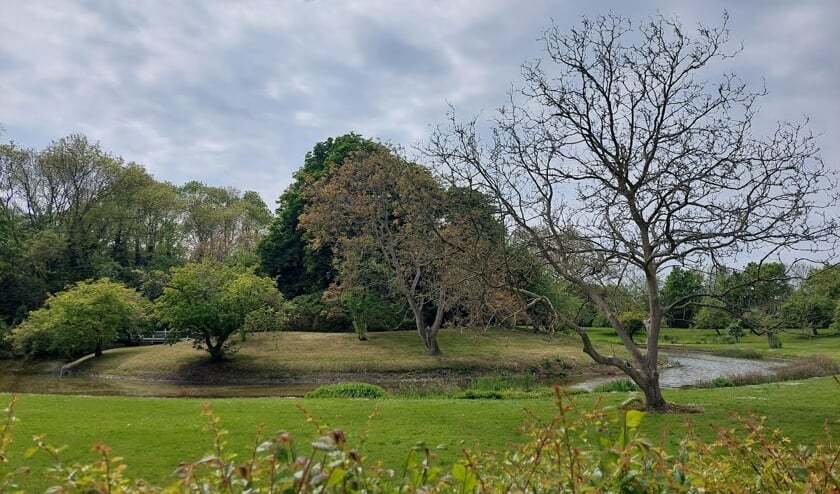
[155,262,283,361]
[99,165,183,274]
[782,264,840,334]
[9,278,149,359]
[300,147,491,355]
[430,14,836,409]
[720,262,792,347]
[178,182,272,263]
[661,267,705,328]
[692,299,734,332]
[258,134,381,299]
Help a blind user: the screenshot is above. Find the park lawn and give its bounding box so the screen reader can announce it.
[3,376,839,491]
[69,328,605,381]
[586,326,840,360]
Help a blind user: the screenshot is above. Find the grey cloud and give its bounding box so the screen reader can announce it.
[1,0,837,206]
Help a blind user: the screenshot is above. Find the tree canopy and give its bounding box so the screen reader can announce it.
[9,278,149,359]
[154,262,283,361]
[300,146,502,354]
[258,134,382,299]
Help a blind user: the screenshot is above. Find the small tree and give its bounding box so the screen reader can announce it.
[9,278,148,359]
[155,262,283,361]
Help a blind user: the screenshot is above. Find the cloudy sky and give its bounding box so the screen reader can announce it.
[2,0,838,207]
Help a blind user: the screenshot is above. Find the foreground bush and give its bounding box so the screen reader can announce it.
[2,385,840,492]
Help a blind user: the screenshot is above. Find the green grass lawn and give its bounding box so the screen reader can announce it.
[4,376,839,491]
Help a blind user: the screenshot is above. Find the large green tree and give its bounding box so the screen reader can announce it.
[258,134,380,299]
[718,262,793,347]
[9,278,149,359]
[300,147,495,354]
[0,136,123,323]
[429,14,837,409]
[155,262,283,361]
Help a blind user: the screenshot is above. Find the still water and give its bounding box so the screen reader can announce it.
[574,351,785,391]
[0,373,318,398]
[0,352,784,398]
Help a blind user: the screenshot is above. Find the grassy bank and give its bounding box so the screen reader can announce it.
[3,376,839,491]
[66,328,606,382]
[20,327,839,385]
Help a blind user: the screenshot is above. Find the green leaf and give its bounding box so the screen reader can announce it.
[325,467,347,488]
[625,410,645,429]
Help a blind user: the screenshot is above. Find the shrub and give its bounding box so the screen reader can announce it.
[282,293,352,332]
[458,389,504,399]
[709,356,840,388]
[593,378,638,393]
[305,382,387,399]
[710,376,735,388]
[618,310,647,339]
[774,354,840,381]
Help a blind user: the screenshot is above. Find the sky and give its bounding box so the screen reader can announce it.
[1,0,838,208]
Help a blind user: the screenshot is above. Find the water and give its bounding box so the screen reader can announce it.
[0,373,317,398]
[0,351,785,398]
[574,351,785,391]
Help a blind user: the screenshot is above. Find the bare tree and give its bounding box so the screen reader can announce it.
[428,14,838,410]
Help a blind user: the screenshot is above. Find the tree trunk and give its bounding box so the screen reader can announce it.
[423,330,441,355]
[94,342,103,358]
[766,331,782,349]
[639,374,667,411]
[207,335,226,362]
[410,296,444,355]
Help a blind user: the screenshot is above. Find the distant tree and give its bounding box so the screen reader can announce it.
[9,278,149,359]
[178,182,272,263]
[155,262,283,361]
[661,267,705,328]
[258,134,381,299]
[300,147,493,355]
[781,264,840,334]
[429,14,837,409]
[692,299,734,333]
[719,262,792,347]
[100,165,183,273]
[0,136,123,318]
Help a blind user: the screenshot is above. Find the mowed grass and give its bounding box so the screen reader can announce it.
[657,327,840,359]
[72,328,604,381]
[3,376,840,491]
[584,326,840,360]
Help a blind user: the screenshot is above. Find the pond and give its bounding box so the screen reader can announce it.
[0,351,785,398]
[573,351,785,391]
